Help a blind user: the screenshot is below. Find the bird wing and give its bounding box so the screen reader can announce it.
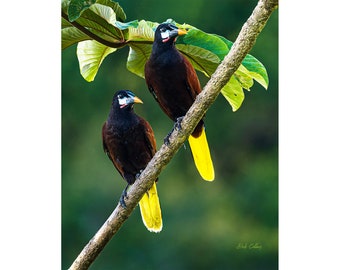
[182,55,202,97]
[141,118,157,156]
[102,121,125,179]
[102,122,112,161]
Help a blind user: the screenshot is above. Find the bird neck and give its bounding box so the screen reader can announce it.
[151,39,177,56]
[108,106,137,128]
[150,41,182,66]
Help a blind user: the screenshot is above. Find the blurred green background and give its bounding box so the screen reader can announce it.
[62,0,278,269]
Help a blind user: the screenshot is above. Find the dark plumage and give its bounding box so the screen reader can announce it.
[145,23,203,136]
[102,90,162,232]
[145,23,215,181]
[102,90,156,185]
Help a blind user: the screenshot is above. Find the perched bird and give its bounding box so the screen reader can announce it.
[145,23,215,181]
[102,90,162,232]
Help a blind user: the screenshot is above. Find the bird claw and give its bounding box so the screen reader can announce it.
[174,116,184,131]
[164,116,184,146]
[119,185,129,208]
[119,196,127,209]
[135,170,143,179]
[164,132,171,146]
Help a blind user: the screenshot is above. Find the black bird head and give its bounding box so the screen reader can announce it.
[154,23,187,44]
[113,90,143,110]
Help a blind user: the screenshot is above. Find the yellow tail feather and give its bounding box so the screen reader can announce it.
[139,182,163,232]
[188,129,215,181]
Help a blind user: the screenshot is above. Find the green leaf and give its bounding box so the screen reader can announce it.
[176,29,267,111]
[241,54,269,89]
[62,23,91,49]
[61,1,270,112]
[89,3,116,25]
[176,44,220,77]
[125,20,159,77]
[61,0,70,13]
[220,75,245,112]
[77,40,117,81]
[216,34,233,50]
[177,29,229,61]
[62,14,122,49]
[217,35,269,89]
[124,20,158,78]
[68,0,96,22]
[64,2,126,45]
[176,29,227,76]
[96,0,126,22]
[234,68,254,90]
[125,20,157,42]
[127,44,153,78]
[73,4,123,41]
[114,20,139,30]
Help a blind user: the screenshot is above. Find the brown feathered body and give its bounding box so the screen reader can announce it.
[102,104,157,185]
[145,25,203,137]
[102,90,162,232]
[144,23,215,181]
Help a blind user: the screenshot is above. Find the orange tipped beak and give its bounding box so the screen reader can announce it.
[177,28,187,36]
[133,96,143,104]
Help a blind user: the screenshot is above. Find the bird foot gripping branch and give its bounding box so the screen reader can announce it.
[174,116,184,131]
[163,116,185,146]
[119,185,129,209]
[118,169,143,208]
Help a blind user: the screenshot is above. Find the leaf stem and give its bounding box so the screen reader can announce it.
[62,10,127,49]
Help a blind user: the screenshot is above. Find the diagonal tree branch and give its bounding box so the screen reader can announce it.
[68,0,278,269]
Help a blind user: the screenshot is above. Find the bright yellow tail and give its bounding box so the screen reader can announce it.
[139,182,163,232]
[188,129,215,181]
